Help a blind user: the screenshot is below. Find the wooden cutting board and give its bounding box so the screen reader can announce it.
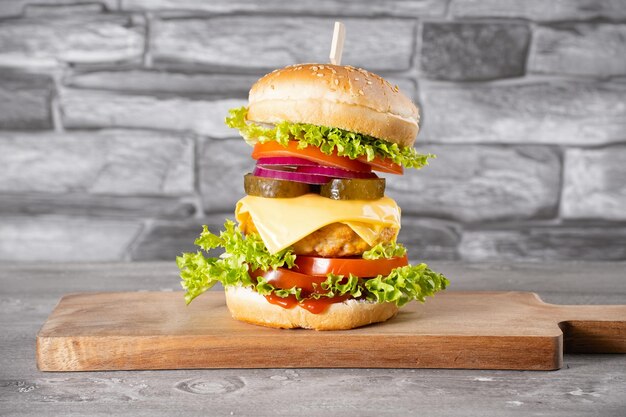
[37,291,625,371]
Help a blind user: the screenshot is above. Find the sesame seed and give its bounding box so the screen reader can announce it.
[317,73,324,77]
[311,66,318,71]
[354,77,359,81]
[334,79,339,85]
[367,81,372,85]
[394,85,399,91]
[358,89,364,95]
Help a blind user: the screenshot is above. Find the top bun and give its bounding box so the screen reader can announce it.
[247,63,420,147]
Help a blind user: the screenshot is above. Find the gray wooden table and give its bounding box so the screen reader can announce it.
[1,262,624,416]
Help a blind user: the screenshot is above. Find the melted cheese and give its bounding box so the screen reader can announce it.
[235,194,401,254]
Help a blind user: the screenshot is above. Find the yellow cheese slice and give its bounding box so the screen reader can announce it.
[235,194,401,254]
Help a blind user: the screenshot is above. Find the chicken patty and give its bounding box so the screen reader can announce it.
[242,218,396,257]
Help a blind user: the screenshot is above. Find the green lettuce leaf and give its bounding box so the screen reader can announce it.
[362,241,407,260]
[225,106,433,170]
[177,221,449,307]
[364,264,448,306]
[177,220,295,304]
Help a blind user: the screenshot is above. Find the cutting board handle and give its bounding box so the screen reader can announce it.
[548,303,626,354]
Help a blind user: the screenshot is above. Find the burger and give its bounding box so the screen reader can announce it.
[177,63,448,330]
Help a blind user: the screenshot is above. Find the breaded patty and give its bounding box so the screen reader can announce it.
[242,218,396,257]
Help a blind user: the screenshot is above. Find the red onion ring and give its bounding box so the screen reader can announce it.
[253,166,331,185]
[256,157,319,167]
[295,165,377,179]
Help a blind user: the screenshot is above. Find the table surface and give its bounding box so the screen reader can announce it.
[1,261,625,417]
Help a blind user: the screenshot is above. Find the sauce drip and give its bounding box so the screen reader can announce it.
[264,294,351,314]
[264,293,298,309]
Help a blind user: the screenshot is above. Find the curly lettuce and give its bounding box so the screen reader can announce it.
[225,106,433,170]
[177,221,449,307]
[177,220,295,304]
[362,241,407,260]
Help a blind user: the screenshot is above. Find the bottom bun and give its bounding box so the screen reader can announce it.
[224,286,399,331]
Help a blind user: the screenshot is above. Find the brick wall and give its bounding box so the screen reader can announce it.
[1,0,625,262]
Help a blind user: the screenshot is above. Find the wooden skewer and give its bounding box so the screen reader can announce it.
[329,21,346,65]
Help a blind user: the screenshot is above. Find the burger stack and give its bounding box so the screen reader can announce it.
[177,63,448,330]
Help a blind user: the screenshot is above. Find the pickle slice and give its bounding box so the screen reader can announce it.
[320,178,386,200]
[244,174,311,198]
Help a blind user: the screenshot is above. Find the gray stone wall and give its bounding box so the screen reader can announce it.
[1,0,625,263]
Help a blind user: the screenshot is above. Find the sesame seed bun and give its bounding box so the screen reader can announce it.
[247,63,420,147]
[225,286,399,331]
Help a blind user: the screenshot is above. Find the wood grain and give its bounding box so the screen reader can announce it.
[36,291,626,372]
[3,262,626,417]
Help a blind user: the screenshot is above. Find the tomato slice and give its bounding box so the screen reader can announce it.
[252,141,405,175]
[252,268,326,293]
[357,155,404,175]
[294,255,409,278]
[252,141,372,173]
[252,256,408,314]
